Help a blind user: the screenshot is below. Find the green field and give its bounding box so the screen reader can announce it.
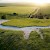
[0,3,50,50]
[0,29,50,50]
[0,5,50,19]
[0,6,36,14]
[0,6,37,19]
[39,6,50,14]
[2,18,50,27]
[0,6,50,15]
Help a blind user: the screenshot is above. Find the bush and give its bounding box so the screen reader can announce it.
[38,13,44,19]
[46,17,49,19]
[1,15,6,19]
[13,13,18,16]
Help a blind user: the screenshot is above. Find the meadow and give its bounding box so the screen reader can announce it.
[0,5,50,19]
[0,29,50,50]
[0,3,50,50]
[0,6,36,14]
[39,6,50,15]
[2,18,50,27]
[0,6,38,19]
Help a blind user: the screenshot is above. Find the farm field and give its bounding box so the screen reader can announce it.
[0,29,50,50]
[2,18,50,27]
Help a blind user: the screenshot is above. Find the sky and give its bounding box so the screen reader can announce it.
[0,0,50,3]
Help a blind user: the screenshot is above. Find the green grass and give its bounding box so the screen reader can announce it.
[0,29,50,50]
[0,6,50,19]
[0,6,50,15]
[0,29,25,50]
[40,6,50,14]
[2,18,50,27]
[28,30,50,50]
[0,6,37,19]
[0,6,36,14]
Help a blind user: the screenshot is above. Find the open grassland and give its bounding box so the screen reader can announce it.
[0,6,50,15]
[0,6,37,19]
[0,6,36,14]
[0,29,50,50]
[38,6,50,15]
[0,6,50,19]
[2,18,50,27]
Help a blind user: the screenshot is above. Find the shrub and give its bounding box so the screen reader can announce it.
[1,15,6,19]
[38,13,44,19]
[46,17,49,19]
[13,13,18,16]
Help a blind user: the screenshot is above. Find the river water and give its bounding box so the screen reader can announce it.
[0,20,50,39]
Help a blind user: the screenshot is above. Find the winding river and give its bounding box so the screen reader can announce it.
[0,20,50,39]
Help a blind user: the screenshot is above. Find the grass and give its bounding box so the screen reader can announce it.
[0,6,50,19]
[0,29,50,50]
[0,6,36,14]
[0,29,25,50]
[0,6,50,15]
[2,18,50,27]
[28,29,50,50]
[0,6,37,19]
[39,6,50,14]
[0,4,50,50]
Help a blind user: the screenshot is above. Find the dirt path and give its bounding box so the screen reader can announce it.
[30,7,40,17]
[33,8,40,15]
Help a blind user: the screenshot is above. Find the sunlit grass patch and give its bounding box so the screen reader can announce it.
[2,18,50,27]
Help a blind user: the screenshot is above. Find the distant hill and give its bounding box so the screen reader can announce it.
[0,3,50,7]
[0,3,36,7]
